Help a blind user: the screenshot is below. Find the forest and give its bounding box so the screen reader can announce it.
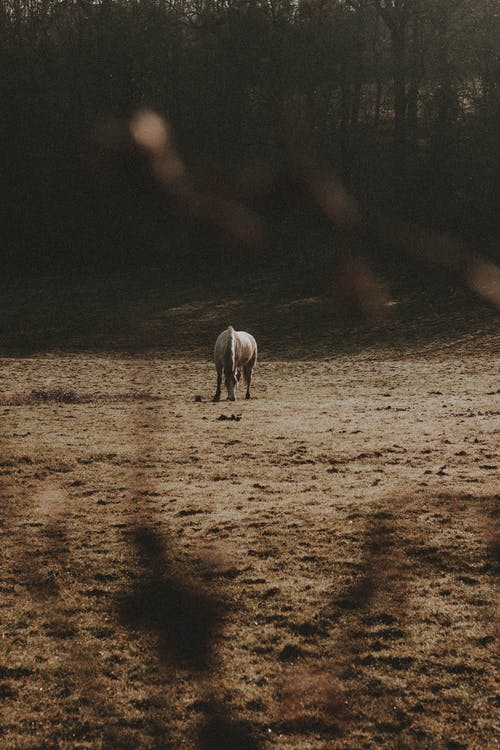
[1,0,499,278]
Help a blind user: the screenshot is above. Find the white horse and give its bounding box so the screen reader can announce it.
[213,326,257,402]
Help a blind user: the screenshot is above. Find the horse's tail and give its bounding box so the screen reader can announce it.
[223,326,236,376]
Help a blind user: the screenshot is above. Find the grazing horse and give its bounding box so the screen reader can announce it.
[213,326,257,402]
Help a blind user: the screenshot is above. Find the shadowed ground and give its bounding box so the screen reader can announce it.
[1,267,498,357]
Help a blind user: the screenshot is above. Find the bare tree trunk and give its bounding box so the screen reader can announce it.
[391,26,407,162]
[406,4,424,154]
[375,0,411,185]
[374,79,382,124]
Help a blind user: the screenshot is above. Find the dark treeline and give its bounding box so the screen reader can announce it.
[1,0,499,278]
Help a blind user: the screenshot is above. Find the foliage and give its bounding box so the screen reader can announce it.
[1,0,499,274]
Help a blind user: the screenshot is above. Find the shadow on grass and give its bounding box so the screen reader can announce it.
[117,526,228,672]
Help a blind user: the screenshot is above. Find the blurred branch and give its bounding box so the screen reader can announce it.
[130,109,266,250]
[283,95,500,312]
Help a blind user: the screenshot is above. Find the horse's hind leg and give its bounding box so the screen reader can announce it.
[244,349,257,399]
[243,363,253,399]
[213,365,222,402]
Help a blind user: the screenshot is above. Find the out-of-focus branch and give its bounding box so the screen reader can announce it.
[283,95,500,313]
[376,218,500,310]
[130,109,266,250]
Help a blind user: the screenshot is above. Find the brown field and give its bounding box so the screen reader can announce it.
[0,278,498,749]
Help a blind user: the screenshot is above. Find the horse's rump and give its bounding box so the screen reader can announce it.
[234,332,257,385]
[215,328,256,367]
[234,331,257,363]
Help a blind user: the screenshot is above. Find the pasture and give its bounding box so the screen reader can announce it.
[0,277,498,749]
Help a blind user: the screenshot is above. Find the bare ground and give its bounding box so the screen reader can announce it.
[0,283,499,749]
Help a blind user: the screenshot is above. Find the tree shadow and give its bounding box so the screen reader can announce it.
[117,526,228,672]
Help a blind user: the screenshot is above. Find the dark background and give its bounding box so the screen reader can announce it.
[1,0,499,285]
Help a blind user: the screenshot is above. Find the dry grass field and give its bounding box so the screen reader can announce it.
[0,275,498,749]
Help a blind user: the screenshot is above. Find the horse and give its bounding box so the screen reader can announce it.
[213,326,257,402]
